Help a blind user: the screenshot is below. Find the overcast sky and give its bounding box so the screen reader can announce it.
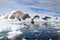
[0,0,60,17]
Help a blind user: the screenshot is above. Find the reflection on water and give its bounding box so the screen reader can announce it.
[0,21,60,40]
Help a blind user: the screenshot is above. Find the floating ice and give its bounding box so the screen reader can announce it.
[0,17,60,40]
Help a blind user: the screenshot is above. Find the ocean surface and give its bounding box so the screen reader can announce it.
[0,19,60,40]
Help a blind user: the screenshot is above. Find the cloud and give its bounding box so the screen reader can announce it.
[0,0,9,1]
[0,0,31,14]
[0,0,14,2]
[0,0,60,16]
[18,0,60,13]
[29,8,60,13]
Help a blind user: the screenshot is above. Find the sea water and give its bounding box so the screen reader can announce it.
[0,19,60,40]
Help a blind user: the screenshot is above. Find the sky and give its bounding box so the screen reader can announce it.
[0,0,60,17]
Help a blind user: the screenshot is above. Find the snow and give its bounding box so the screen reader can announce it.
[0,11,60,40]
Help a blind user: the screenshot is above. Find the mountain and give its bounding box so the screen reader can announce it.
[22,14,30,20]
[1,10,59,22]
[5,10,31,21]
[42,16,51,20]
[33,15,40,19]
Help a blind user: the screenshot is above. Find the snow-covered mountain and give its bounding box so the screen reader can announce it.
[0,10,60,40]
[4,10,30,21]
[0,10,60,22]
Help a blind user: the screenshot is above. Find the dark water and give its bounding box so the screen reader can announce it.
[0,29,60,40]
[15,29,60,40]
[12,24,60,40]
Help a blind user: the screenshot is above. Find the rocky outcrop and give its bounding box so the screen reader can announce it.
[33,15,40,19]
[55,17,58,20]
[42,16,51,20]
[22,14,30,20]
